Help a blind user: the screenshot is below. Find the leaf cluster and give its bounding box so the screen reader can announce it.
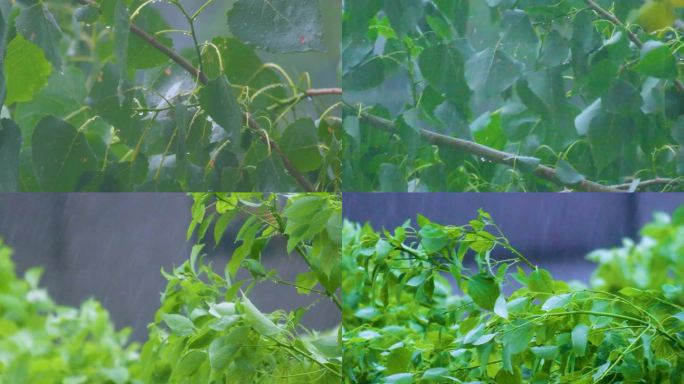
[343,0,684,192]
[0,0,340,192]
[342,208,684,383]
[0,192,343,383]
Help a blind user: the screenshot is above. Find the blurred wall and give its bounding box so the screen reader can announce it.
[343,193,684,283]
[0,193,340,341]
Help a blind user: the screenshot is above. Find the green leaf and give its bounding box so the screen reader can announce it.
[419,224,448,254]
[470,111,505,150]
[127,7,172,69]
[295,271,318,294]
[227,0,325,53]
[208,327,248,372]
[503,320,534,354]
[16,2,62,68]
[418,44,470,102]
[279,119,323,172]
[555,159,585,185]
[500,9,538,44]
[175,350,206,377]
[198,77,242,149]
[465,47,522,96]
[637,40,677,79]
[383,373,414,384]
[541,293,571,311]
[89,63,138,144]
[31,116,97,191]
[494,295,508,319]
[0,119,21,191]
[467,274,500,311]
[420,367,448,381]
[241,295,283,336]
[528,268,555,293]
[161,313,196,337]
[14,67,87,146]
[4,34,52,105]
[572,324,589,357]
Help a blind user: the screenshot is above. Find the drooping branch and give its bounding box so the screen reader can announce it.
[354,108,624,193]
[75,0,316,191]
[584,0,684,93]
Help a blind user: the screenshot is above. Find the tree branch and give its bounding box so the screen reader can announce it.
[584,0,684,93]
[355,109,624,193]
[75,0,316,191]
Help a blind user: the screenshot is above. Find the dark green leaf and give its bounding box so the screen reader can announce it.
[227,0,325,53]
[31,116,97,191]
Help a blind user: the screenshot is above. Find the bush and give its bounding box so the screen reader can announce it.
[342,209,684,383]
[0,193,342,383]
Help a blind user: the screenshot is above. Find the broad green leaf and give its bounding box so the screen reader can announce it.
[0,119,21,191]
[528,268,554,293]
[14,67,87,144]
[89,63,138,144]
[572,324,589,357]
[16,2,62,68]
[574,99,601,136]
[421,367,449,381]
[555,160,585,185]
[208,326,248,372]
[295,271,318,294]
[465,47,523,96]
[4,34,52,105]
[343,58,387,90]
[419,224,448,254]
[31,116,97,191]
[530,345,559,359]
[383,373,414,384]
[227,0,325,53]
[500,9,538,44]
[637,40,677,79]
[161,313,196,337]
[279,119,323,172]
[127,7,172,69]
[241,295,283,336]
[541,293,571,311]
[175,350,206,377]
[418,44,470,103]
[470,111,505,150]
[467,274,500,310]
[198,77,242,149]
[503,320,534,354]
[494,295,508,319]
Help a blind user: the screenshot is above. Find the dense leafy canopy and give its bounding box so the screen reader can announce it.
[0,0,340,192]
[0,193,342,383]
[342,209,684,383]
[343,0,684,192]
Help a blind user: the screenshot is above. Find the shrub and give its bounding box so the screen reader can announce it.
[342,209,684,383]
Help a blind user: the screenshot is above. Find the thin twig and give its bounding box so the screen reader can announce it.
[612,177,682,191]
[355,109,623,193]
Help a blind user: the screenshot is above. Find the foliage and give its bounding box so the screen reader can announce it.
[134,193,343,383]
[342,209,684,383]
[0,192,342,383]
[343,0,684,192]
[0,240,137,383]
[0,0,341,192]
